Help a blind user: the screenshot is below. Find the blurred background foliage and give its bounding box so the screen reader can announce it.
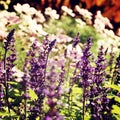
[0,0,119,69]
[0,0,120,34]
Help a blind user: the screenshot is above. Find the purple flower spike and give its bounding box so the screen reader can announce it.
[89,46,112,120]
[80,37,93,87]
[5,29,15,50]
[72,32,80,47]
[74,37,93,120]
[43,66,64,120]
[48,39,56,53]
[0,29,17,117]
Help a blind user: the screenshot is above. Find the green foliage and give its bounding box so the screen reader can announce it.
[28,88,38,100]
[109,84,120,93]
[14,38,27,70]
[106,83,120,120]
[0,41,4,60]
[44,15,101,43]
[112,105,120,120]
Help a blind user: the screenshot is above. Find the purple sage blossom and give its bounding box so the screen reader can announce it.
[77,37,93,120]
[72,32,80,48]
[21,36,57,119]
[112,54,120,85]
[43,66,64,120]
[89,46,112,120]
[1,29,16,117]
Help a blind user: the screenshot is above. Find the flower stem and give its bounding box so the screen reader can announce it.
[82,86,86,120]
[3,49,11,118]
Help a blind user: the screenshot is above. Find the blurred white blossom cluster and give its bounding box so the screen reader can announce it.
[75,5,92,25]
[73,6,120,53]
[14,3,45,23]
[62,6,75,17]
[0,11,10,40]
[0,10,20,40]
[0,3,119,54]
[94,11,113,33]
[45,7,59,19]
[93,11,120,52]
[14,3,47,37]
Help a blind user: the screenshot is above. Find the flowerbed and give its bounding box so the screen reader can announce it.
[0,3,120,120]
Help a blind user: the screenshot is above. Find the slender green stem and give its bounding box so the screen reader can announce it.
[66,59,70,82]
[66,59,72,116]
[3,49,11,118]
[82,86,86,120]
[44,53,49,82]
[24,95,27,120]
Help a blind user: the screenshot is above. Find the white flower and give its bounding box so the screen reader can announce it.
[14,3,22,13]
[62,6,75,17]
[75,5,92,20]
[97,37,120,53]
[14,3,36,15]
[94,11,113,32]
[12,67,24,82]
[45,7,59,19]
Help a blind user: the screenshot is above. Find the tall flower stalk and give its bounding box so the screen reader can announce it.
[21,36,56,119]
[29,39,48,119]
[79,37,93,120]
[0,60,4,112]
[3,29,16,117]
[43,66,64,120]
[64,33,81,116]
[89,46,108,119]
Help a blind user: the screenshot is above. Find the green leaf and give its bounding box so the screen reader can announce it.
[0,111,9,117]
[113,114,120,120]
[7,81,18,85]
[112,105,120,115]
[0,107,16,117]
[72,85,82,95]
[115,96,120,103]
[28,88,38,100]
[108,95,120,103]
[109,84,120,92]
